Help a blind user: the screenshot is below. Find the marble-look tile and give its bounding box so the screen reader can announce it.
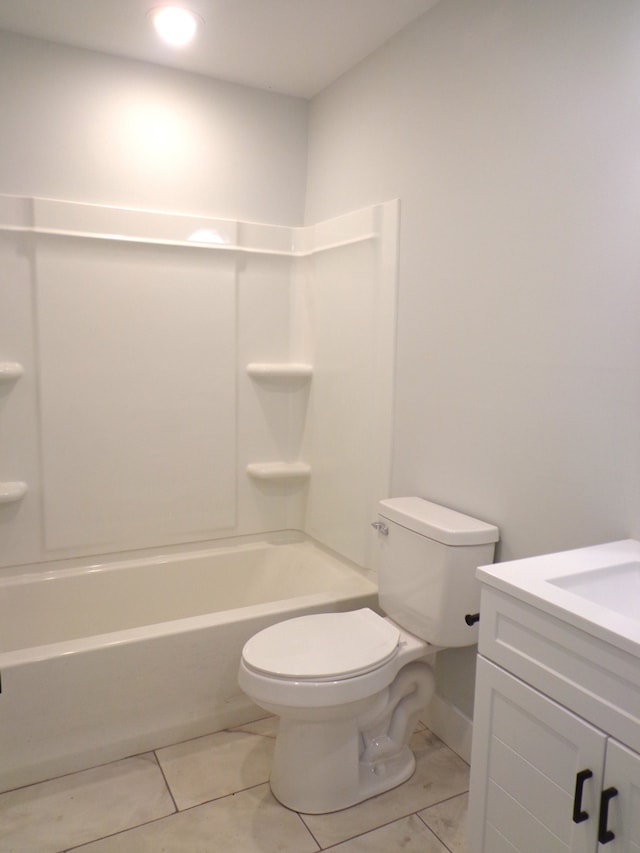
[71,783,319,853]
[156,724,275,809]
[300,729,469,849]
[328,814,449,852]
[419,792,468,853]
[0,754,174,853]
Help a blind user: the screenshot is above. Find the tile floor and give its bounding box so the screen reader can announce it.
[0,716,469,853]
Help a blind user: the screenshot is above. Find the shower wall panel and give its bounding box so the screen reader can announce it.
[35,238,237,552]
[300,241,376,565]
[296,201,399,569]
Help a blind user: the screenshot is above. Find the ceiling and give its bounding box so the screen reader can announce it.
[0,0,439,98]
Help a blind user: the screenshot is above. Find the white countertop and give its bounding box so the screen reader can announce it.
[477,539,640,658]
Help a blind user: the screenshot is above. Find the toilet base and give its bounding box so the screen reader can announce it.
[268,661,434,814]
[270,717,417,814]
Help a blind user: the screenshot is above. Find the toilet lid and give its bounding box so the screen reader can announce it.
[242,608,400,681]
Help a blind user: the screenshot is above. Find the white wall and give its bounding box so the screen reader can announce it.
[305,0,640,714]
[0,31,308,225]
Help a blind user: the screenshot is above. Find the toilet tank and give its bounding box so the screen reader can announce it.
[375,498,499,647]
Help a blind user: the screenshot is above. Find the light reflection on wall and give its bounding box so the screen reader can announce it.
[84,83,213,211]
[114,95,192,171]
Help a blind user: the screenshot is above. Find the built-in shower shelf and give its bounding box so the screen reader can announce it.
[246,363,313,381]
[246,462,311,481]
[0,362,24,383]
[0,481,28,503]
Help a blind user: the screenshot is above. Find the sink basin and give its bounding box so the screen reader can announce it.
[549,561,640,622]
[476,539,640,656]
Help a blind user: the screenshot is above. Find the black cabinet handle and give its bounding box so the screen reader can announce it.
[598,786,618,844]
[572,769,593,823]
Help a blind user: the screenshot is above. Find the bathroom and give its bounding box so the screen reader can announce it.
[1,0,640,850]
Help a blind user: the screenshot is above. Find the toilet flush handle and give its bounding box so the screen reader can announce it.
[371,521,389,535]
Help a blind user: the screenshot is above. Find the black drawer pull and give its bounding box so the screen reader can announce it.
[572,769,593,823]
[598,786,618,844]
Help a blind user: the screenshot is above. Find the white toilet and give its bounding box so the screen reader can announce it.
[238,497,499,814]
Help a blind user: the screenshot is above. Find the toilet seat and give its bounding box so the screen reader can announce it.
[242,608,400,682]
[239,612,429,710]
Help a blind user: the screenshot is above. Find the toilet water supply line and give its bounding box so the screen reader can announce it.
[359,662,436,765]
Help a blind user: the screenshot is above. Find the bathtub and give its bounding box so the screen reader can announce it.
[0,537,377,793]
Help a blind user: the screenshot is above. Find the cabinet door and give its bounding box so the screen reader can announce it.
[599,740,640,851]
[469,657,607,853]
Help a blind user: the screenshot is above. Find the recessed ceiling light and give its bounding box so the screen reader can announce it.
[150,6,201,48]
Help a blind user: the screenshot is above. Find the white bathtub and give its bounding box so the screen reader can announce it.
[0,537,377,793]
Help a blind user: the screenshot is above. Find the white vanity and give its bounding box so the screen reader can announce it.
[468,540,640,852]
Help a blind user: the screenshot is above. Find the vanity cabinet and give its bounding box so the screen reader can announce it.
[468,586,640,852]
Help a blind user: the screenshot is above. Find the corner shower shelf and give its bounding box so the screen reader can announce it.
[246,462,311,481]
[246,363,313,381]
[0,481,28,503]
[0,362,24,383]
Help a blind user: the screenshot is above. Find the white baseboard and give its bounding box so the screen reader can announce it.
[419,693,473,764]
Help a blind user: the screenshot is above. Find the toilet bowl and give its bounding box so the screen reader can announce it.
[238,497,499,814]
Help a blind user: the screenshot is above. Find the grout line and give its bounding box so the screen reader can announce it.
[152,749,179,814]
[157,779,272,814]
[0,747,160,796]
[61,807,458,853]
[296,812,323,850]
[298,786,469,851]
[293,812,323,852]
[422,790,470,810]
[415,790,469,853]
[62,781,278,852]
[57,754,180,852]
[415,810,450,852]
[62,810,177,852]
[310,812,433,851]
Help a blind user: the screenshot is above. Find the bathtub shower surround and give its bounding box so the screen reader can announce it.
[0,194,397,792]
[0,194,398,570]
[0,537,377,793]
